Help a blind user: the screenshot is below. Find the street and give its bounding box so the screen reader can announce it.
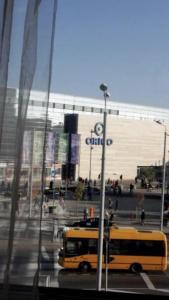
[0,245,169,295]
[0,190,169,295]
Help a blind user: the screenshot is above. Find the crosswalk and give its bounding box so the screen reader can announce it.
[0,246,61,287]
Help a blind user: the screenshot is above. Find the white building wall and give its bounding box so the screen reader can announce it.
[77,114,169,181]
[8,88,169,181]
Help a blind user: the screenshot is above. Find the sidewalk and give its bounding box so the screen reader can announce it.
[1,196,169,236]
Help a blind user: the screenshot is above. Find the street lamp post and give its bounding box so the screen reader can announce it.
[155,120,169,231]
[97,83,110,291]
[161,129,167,231]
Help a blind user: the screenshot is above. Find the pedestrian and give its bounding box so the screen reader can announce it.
[109,210,114,225]
[108,198,113,210]
[115,198,118,211]
[87,183,92,201]
[59,196,65,209]
[42,201,48,216]
[129,183,134,193]
[140,209,145,225]
[49,180,53,189]
[105,209,109,219]
[15,192,21,216]
[83,208,88,221]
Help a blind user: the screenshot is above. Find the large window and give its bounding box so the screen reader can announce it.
[65,238,97,256]
[108,239,165,256]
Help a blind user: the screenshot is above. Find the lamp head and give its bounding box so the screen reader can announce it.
[100,83,108,92]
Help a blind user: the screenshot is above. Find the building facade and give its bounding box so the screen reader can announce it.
[1,88,169,182]
[76,114,169,181]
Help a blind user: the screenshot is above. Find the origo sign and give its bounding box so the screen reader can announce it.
[85,122,113,146]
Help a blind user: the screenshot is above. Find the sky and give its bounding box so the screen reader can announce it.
[50,0,169,109]
[7,0,169,109]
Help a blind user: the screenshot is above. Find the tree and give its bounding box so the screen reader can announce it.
[139,166,156,182]
[74,181,85,201]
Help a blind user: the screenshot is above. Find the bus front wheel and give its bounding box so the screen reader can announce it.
[130,263,142,273]
[79,262,91,272]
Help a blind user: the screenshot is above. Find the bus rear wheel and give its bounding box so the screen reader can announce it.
[79,262,91,272]
[130,263,142,273]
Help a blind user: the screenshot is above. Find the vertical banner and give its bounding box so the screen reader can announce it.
[71,134,80,164]
[55,133,69,164]
[46,132,55,165]
[33,131,44,165]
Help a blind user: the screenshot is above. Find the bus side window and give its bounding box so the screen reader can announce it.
[77,241,83,252]
[88,239,97,254]
[138,240,165,256]
[109,240,120,255]
[76,239,88,255]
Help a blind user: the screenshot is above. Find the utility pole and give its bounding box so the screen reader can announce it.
[97,83,110,291]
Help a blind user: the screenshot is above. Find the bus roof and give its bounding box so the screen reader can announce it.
[65,227,99,238]
[109,227,166,240]
[64,226,166,241]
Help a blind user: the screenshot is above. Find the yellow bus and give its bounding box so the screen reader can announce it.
[58,226,168,273]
